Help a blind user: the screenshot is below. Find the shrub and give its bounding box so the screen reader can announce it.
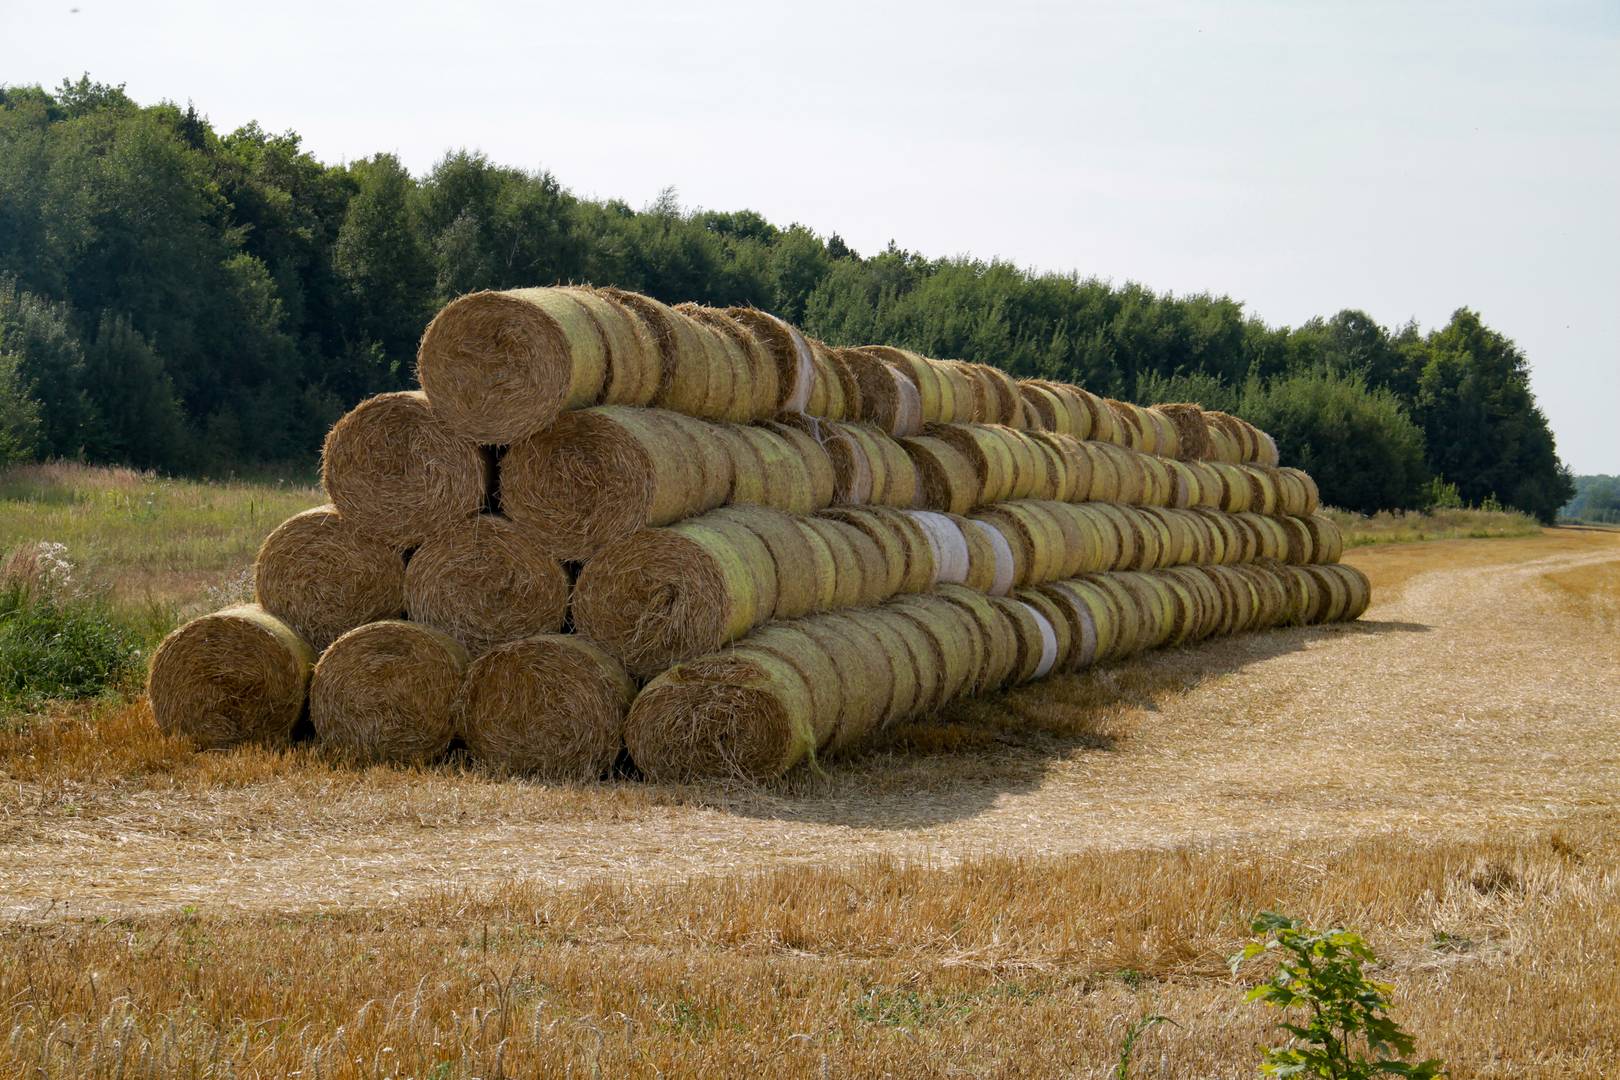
[0,543,142,713]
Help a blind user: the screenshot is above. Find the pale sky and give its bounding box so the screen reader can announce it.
[4,0,1617,472]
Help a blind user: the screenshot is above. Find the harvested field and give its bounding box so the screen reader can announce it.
[1,527,1616,1077]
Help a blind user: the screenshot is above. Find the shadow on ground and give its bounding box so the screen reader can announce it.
[667,618,1432,832]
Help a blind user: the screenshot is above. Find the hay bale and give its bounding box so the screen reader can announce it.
[838,347,922,436]
[1038,580,1112,665]
[722,424,820,513]
[822,507,935,595]
[708,505,822,619]
[990,597,1060,683]
[681,306,780,420]
[765,420,838,508]
[846,610,925,731]
[746,624,844,749]
[863,608,938,721]
[556,286,663,406]
[725,308,815,413]
[1056,504,1115,574]
[798,516,888,608]
[1163,459,1202,509]
[904,510,972,586]
[814,613,907,749]
[1154,403,1214,461]
[887,592,985,704]
[822,420,875,504]
[254,505,405,652]
[1031,432,1090,502]
[934,585,1016,692]
[1029,501,1087,579]
[965,363,1027,427]
[416,288,607,444]
[1328,564,1372,620]
[805,339,857,420]
[603,289,723,419]
[855,346,943,423]
[1019,382,1064,432]
[626,647,818,781]
[454,635,634,781]
[1301,513,1345,564]
[309,620,469,765]
[927,423,1016,504]
[147,604,314,750]
[862,426,922,507]
[960,516,1017,595]
[1011,588,1074,671]
[1280,467,1321,515]
[901,434,980,514]
[573,515,778,678]
[320,391,489,550]
[792,517,847,611]
[502,406,732,561]
[404,515,568,656]
[1136,453,1174,507]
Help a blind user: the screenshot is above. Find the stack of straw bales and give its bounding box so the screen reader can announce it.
[148,285,1367,782]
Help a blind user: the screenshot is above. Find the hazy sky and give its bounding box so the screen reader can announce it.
[4,0,1617,472]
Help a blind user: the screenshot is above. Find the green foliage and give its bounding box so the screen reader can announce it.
[0,77,1577,514]
[0,351,42,462]
[1230,912,1445,1079]
[1562,475,1620,524]
[1237,371,1430,515]
[0,545,143,713]
[1113,1012,1173,1079]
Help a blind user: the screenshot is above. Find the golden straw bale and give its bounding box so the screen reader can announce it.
[454,635,634,781]
[147,604,314,750]
[680,305,780,420]
[1280,467,1321,515]
[990,597,1060,684]
[1154,403,1214,461]
[967,362,1027,427]
[1301,513,1345,564]
[837,347,920,436]
[309,620,468,765]
[403,514,568,656]
[799,616,894,753]
[321,390,489,550]
[821,506,936,595]
[1019,382,1064,432]
[626,647,818,781]
[1012,587,1074,671]
[416,287,605,444]
[601,290,720,419]
[798,516,888,609]
[501,406,732,561]
[901,435,980,514]
[707,505,821,619]
[764,420,838,508]
[747,624,843,748]
[927,423,1017,504]
[254,505,405,652]
[572,515,778,678]
[556,286,663,406]
[724,308,816,413]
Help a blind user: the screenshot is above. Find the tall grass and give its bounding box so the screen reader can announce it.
[1326,505,1542,547]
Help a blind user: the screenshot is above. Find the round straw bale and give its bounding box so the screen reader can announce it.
[1040,580,1112,664]
[823,507,935,595]
[707,505,821,619]
[1032,432,1090,502]
[416,288,604,444]
[1255,428,1281,467]
[822,420,875,504]
[309,620,468,765]
[1246,466,1282,515]
[555,286,663,406]
[818,508,905,598]
[1098,504,1155,570]
[502,406,731,561]
[1199,566,1253,635]
[1275,565,1317,625]
[856,346,944,423]
[1086,574,1153,657]
[1297,564,1348,624]
[1158,575,1202,645]
[1023,436,1068,501]
[901,434,980,514]
[454,635,633,781]
[1105,399,1148,452]
[928,423,1016,504]
[725,308,815,413]
[1139,508,1192,568]
[254,505,405,652]
[1136,453,1175,507]
[1184,462,1224,508]
[746,624,844,748]
[828,610,918,736]
[573,516,777,678]
[798,616,894,752]
[1144,408,1183,459]
[1327,564,1372,620]
[404,515,568,656]
[681,305,779,420]
[600,290,719,419]
[321,391,489,550]
[799,516,888,609]
[838,347,914,436]
[1106,445,1149,505]
[804,339,854,420]
[672,304,758,422]
[967,362,1026,427]
[1029,501,1087,579]
[1115,573,1174,649]
[1019,382,1064,432]
[791,517,843,612]
[904,510,972,587]
[993,597,1060,683]
[1205,412,1259,462]
[1276,515,1314,565]
[147,604,314,749]
[933,585,1013,693]
[1169,566,1225,640]
[886,597,979,711]
[725,423,827,513]
[1054,382,1105,440]
[1301,513,1345,564]
[1163,459,1201,509]
[995,430,1040,500]
[1234,564,1291,628]
[1073,441,1120,503]
[1060,504,1116,574]
[961,515,1020,595]
[1076,504,1129,572]
[1205,421,1241,464]
[1012,587,1074,671]
[1206,463,1251,512]
[863,608,938,722]
[1154,403,1214,461]
[627,647,818,781]
[860,426,921,507]
[763,420,837,508]
[1280,467,1321,515]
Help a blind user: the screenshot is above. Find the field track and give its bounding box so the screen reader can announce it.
[3,527,1616,919]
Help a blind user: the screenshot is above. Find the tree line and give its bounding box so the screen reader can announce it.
[0,77,1574,520]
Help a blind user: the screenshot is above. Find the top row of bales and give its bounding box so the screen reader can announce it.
[415,286,1277,464]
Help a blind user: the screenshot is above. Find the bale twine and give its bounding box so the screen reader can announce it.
[928,423,1016,504]
[320,391,489,550]
[626,647,818,781]
[903,510,972,587]
[681,306,780,420]
[147,604,314,750]
[1012,587,1075,671]
[556,286,663,406]
[403,515,568,656]
[604,289,723,419]
[309,620,468,765]
[725,308,815,413]
[901,435,980,514]
[416,288,605,444]
[502,406,731,561]
[254,506,405,652]
[572,515,778,679]
[454,635,634,781]
[822,507,935,595]
[707,505,822,619]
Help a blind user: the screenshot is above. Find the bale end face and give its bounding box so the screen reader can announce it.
[309,620,469,766]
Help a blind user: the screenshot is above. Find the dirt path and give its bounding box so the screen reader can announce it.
[4,529,1617,918]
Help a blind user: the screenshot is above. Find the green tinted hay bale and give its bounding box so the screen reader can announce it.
[556,286,663,406]
[1138,508,1188,568]
[822,420,876,504]
[403,514,568,656]
[799,616,893,752]
[573,516,778,678]
[957,514,1018,594]
[933,585,1012,693]
[321,391,489,550]
[1301,513,1345,564]
[886,599,974,712]
[746,624,844,748]
[824,506,935,595]
[416,288,605,444]
[598,289,715,417]
[454,635,634,781]
[309,620,468,765]
[502,406,731,561]
[999,430,1044,500]
[832,610,919,735]
[838,347,922,436]
[818,508,905,598]
[1280,467,1321,515]
[1275,515,1313,565]
[1028,501,1086,579]
[966,362,1026,427]
[992,597,1060,684]
[708,505,822,619]
[810,340,863,420]
[858,426,921,507]
[1106,444,1150,505]
[1119,573,1177,649]
[928,423,1017,505]
[1060,505,1116,574]
[1088,574,1154,657]
[1205,565,1256,635]
[1012,588,1074,671]
[763,420,838,507]
[1136,453,1175,507]
[1019,382,1064,431]
[1022,434,1067,501]
[1153,403,1213,462]
[725,308,815,413]
[800,516,888,608]
[865,608,938,721]
[901,434,980,514]
[254,506,405,652]
[147,604,314,750]
[682,306,780,420]
[1275,565,1317,625]
[726,423,829,514]
[1298,564,1349,624]
[792,517,846,611]
[1032,432,1090,502]
[1041,580,1112,664]
[627,647,818,781]
[670,303,754,421]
